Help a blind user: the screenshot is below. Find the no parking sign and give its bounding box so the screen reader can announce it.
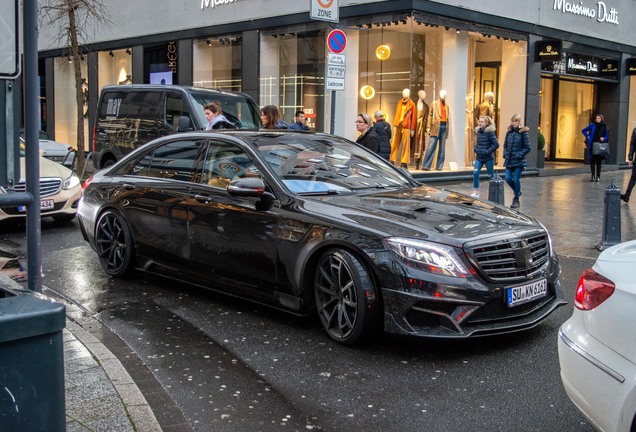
[327,29,346,54]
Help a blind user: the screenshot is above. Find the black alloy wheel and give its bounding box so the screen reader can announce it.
[95,209,135,277]
[314,249,380,345]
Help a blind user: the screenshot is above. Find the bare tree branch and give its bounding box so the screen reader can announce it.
[38,0,113,176]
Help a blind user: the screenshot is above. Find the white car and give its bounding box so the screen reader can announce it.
[20,130,74,167]
[558,240,636,432]
[0,146,82,223]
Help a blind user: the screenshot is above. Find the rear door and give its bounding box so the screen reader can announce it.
[111,138,208,268]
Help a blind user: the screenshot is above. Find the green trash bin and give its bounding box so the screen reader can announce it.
[0,283,66,432]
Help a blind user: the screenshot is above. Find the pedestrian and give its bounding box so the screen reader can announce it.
[288,110,310,131]
[204,100,234,130]
[471,115,500,198]
[621,126,636,203]
[503,114,531,209]
[582,113,609,182]
[261,105,288,129]
[371,110,392,160]
[355,113,380,154]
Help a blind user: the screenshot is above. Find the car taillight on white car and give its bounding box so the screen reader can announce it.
[574,268,615,310]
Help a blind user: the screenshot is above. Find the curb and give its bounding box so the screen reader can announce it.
[62,301,163,432]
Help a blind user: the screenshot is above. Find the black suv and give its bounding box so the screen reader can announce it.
[92,85,261,169]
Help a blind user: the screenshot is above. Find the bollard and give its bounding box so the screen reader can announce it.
[488,174,505,205]
[597,180,622,251]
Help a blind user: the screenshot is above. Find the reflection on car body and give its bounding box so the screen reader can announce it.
[78,130,566,345]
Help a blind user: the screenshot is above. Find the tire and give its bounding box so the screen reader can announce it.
[95,209,135,277]
[314,249,381,345]
[52,214,76,223]
[102,158,116,169]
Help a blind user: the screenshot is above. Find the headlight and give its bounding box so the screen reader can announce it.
[383,237,471,277]
[63,172,80,190]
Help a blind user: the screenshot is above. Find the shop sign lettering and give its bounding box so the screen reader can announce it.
[567,57,598,73]
[168,41,177,73]
[201,0,245,9]
[553,1,619,25]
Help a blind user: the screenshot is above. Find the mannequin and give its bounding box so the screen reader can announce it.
[475,91,495,124]
[390,88,417,169]
[421,89,450,171]
[414,90,429,170]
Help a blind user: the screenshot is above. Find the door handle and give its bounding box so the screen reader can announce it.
[122,183,135,190]
[194,194,212,203]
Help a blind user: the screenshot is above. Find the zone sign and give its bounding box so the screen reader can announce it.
[310,0,339,23]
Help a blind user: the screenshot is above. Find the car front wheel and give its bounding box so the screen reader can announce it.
[314,249,380,345]
[95,209,135,277]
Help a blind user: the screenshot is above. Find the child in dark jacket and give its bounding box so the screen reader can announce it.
[472,115,499,198]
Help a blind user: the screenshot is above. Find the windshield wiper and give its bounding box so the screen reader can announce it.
[296,190,342,196]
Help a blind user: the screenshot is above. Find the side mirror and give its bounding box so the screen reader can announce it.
[227,177,274,199]
[177,116,193,132]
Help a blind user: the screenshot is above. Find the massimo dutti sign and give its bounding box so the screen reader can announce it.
[535,40,562,62]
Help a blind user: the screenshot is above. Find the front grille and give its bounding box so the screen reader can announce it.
[14,179,62,197]
[466,232,550,283]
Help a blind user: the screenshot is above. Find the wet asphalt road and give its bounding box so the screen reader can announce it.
[4,170,634,431]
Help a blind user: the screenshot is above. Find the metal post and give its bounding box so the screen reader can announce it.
[24,0,42,291]
[488,174,505,205]
[330,90,336,135]
[597,180,621,251]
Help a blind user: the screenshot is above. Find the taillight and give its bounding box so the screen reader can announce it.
[574,268,615,310]
[82,176,93,191]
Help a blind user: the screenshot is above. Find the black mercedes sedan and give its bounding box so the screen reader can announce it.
[77,130,566,345]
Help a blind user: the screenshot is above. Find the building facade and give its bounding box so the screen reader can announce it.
[37,0,636,171]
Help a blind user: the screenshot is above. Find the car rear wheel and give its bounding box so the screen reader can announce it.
[95,209,135,277]
[314,249,380,345]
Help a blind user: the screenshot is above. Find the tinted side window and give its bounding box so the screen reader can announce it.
[203,141,259,188]
[98,91,162,120]
[165,93,192,129]
[118,140,207,182]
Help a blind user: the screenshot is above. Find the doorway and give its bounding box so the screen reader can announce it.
[540,77,595,161]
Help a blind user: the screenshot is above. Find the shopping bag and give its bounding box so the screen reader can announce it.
[592,141,609,157]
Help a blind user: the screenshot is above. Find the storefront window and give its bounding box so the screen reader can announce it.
[53,56,88,149]
[354,16,527,170]
[97,49,132,89]
[144,42,179,85]
[193,36,242,91]
[260,28,326,131]
[627,75,636,160]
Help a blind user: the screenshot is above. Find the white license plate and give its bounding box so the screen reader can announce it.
[506,279,547,307]
[18,200,55,212]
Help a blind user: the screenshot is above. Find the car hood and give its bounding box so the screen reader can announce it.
[20,156,74,179]
[298,185,538,245]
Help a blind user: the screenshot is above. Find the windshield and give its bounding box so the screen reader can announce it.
[190,91,261,130]
[254,134,413,195]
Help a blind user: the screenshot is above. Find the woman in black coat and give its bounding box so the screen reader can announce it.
[582,113,609,182]
[503,114,531,209]
[472,115,499,198]
[355,113,380,154]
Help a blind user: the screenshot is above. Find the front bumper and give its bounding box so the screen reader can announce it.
[382,278,567,339]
